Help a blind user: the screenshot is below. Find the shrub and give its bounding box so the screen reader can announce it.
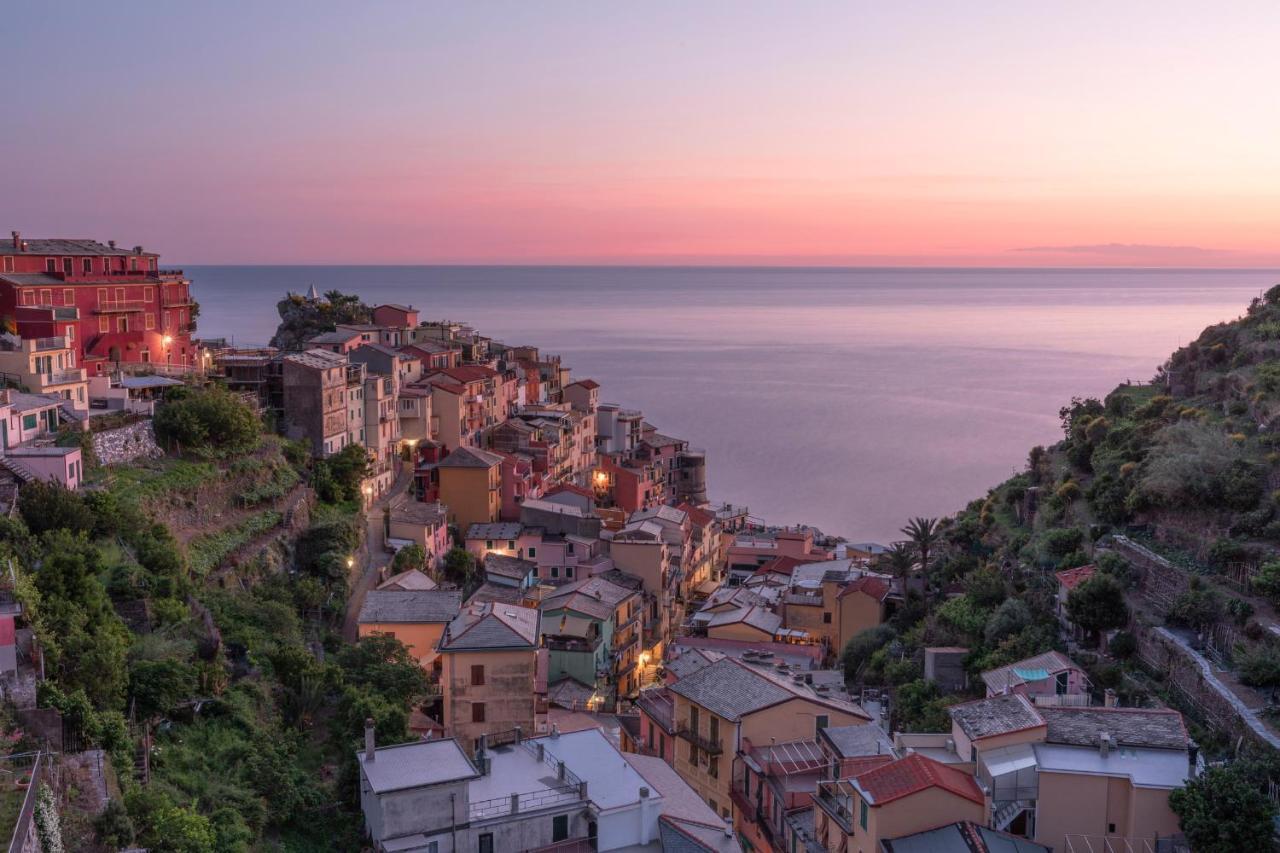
[18,481,94,536]
[154,387,259,453]
[1040,528,1084,561]
[1236,644,1280,688]
[1167,585,1224,630]
[840,625,896,682]
[313,444,371,504]
[1108,630,1137,659]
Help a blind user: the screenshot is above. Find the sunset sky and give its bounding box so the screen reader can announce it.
[6,1,1280,266]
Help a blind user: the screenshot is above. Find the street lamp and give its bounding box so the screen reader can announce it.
[162,335,172,348]
[346,557,354,569]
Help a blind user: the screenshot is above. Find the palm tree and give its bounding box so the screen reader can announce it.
[900,517,941,590]
[880,542,917,583]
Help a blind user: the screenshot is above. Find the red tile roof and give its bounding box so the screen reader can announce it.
[853,753,983,807]
[676,502,715,528]
[837,576,892,601]
[567,378,600,390]
[433,365,497,383]
[546,482,594,499]
[751,555,823,577]
[1055,564,1096,592]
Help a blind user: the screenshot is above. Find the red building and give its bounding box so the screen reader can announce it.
[0,232,197,375]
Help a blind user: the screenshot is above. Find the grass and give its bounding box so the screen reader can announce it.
[0,781,25,846]
[104,457,220,506]
[187,510,284,576]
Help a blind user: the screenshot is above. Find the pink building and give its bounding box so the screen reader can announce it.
[980,650,1089,701]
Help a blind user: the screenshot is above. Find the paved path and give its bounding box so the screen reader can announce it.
[342,465,412,642]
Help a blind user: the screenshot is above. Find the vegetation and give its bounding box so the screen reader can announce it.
[152,386,260,455]
[1169,763,1277,852]
[270,290,371,351]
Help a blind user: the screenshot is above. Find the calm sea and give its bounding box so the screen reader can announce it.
[186,266,1277,542]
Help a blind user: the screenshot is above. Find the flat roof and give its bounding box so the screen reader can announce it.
[538,728,655,812]
[357,738,478,793]
[1034,742,1190,789]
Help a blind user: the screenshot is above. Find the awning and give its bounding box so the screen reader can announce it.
[982,742,1038,777]
[1012,666,1050,682]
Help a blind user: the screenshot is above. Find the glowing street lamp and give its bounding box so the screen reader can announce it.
[162,334,172,348]
[346,557,355,569]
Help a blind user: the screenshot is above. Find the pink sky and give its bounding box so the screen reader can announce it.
[6,2,1280,266]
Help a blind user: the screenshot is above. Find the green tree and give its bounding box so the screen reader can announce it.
[1066,574,1129,644]
[18,480,94,536]
[313,444,371,503]
[984,598,1031,645]
[962,566,1006,607]
[442,547,477,586]
[900,517,940,600]
[839,625,896,682]
[154,387,259,453]
[391,543,427,574]
[878,542,916,582]
[892,679,956,732]
[1169,764,1277,853]
[129,659,199,719]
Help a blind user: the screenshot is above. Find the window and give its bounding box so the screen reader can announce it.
[116,315,128,333]
[39,289,51,305]
[63,289,74,304]
[22,414,36,431]
[552,815,569,843]
[478,833,494,853]
[659,733,665,756]
[426,843,438,853]
[21,290,32,306]
[144,286,154,301]
[647,726,654,750]
[471,703,485,723]
[528,547,536,559]
[823,612,832,624]
[567,542,575,555]
[708,798,717,814]
[101,256,109,272]
[507,540,515,549]
[551,567,559,578]
[709,716,719,746]
[98,315,108,334]
[60,258,71,274]
[708,757,718,778]
[1,257,11,273]
[486,540,493,549]
[81,259,91,274]
[565,566,574,579]
[145,313,155,330]
[816,714,829,732]
[690,706,700,733]
[688,742,699,764]
[859,797,868,830]
[471,664,485,685]
[45,259,56,273]
[129,257,138,271]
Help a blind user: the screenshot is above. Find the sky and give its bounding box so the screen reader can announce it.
[4,1,1280,266]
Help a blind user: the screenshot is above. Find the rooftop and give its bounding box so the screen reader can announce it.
[948,693,1045,741]
[437,446,503,469]
[820,723,897,759]
[4,237,150,256]
[540,576,635,621]
[376,569,437,592]
[1033,741,1190,789]
[981,650,1081,693]
[1055,564,1097,592]
[851,753,984,807]
[668,657,869,723]
[357,738,478,794]
[881,820,1051,853]
[439,600,540,650]
[388,500,447,526]
[484,554,536,581]
[466,522,525,541]
[357,590,462,625]
[1038,706,1188,750]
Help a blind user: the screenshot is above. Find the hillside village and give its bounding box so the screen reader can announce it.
[0,233,1274,852]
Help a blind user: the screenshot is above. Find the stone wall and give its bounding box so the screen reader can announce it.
[92,420,163,466]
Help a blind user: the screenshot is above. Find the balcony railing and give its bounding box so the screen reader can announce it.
[94,299,147,313]
[40,370,85,386]
[675,724,722,755]
[32,337,67,352]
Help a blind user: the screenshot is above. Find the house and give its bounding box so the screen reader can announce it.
[306,328,366,354]
[0,233,198,375]
[981,650,1089,702]
[371,303,419,330]
[482,554,537,590]
[636,688,677,764]
[281,349,350,456]
[813,753,986,853]
[666,656,871,822]
[924,647,970,693]
[540,576,643,699]
[4,391,77,445]
[0,333,88,410]
[356,589,462,671]
[357,725,741,853]
[87,373,184,416]
[561,378,599,413]
[386,499,450,571]
[464,522,539,562]
[881,821,1051,853]
[436,447,503,533]
[438,601,545,749]
[376,569,437,592]
[1054,565,1096,623]
[900,693,1196,850]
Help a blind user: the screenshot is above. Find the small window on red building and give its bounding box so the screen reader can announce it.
[472,703,486,723]
[81,258,91,274]
[62,258,72,274]
[45,259,56,273]
[3,257,14,273]
[63,289,74,305]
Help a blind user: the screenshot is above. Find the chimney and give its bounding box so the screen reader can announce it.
[9,232,18,251]
[364,718,376,762]
[550,724,560,739]
[1099,732,1112,758]
[578,780,588,800]
[513,725,522,745]
[133,245,143,254]
[557,760,566,781]
[108,240,116,249]
[536,742,545,761]
[1104,688,1118,708]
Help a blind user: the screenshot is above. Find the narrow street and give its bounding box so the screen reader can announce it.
[341,464,413,642]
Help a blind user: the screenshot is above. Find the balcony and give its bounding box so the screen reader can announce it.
[94,299,146,314]
[161,293,197,308]
[40,370,86,386]
[32,337,68,352]
[675,724,722,755]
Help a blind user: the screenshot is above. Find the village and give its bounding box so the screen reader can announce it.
[0,233,1264,853]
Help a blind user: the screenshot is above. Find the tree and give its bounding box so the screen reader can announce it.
[1167,584,1223,632]
[892,679,956,732]
[154,387,259,453]
[1169,764,1277,853]
[962,566,1006,607]
[313,444,371,504]
[878,543,916,582]
[391,543,426,574]
[900,517,940,591]
[840,625,896,682]
[18,481,94,536]
[442,548,477,586]
[1065,574,1129,644]
[984,598,1031,645]
[129,659,199,719]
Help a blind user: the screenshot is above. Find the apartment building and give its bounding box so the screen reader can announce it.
[356,589,463,670]
[281,349,349,456]
[436,446,503,533]
[539,576,643,701]
[0,334,88,410]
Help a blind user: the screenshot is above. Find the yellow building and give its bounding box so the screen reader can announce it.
[814,753,986,852]
[437,600,544,751]
[356,589,462,670]
[666,656,872,822]
[436,446,502,533]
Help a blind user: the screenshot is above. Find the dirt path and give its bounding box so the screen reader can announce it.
[342,465,412,642]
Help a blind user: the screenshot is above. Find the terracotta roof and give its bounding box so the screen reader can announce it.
[852,753,983,807]
[1055,564,1097,591]
[437,446,503,468]
[430,364,497,383]
[566,379,599,390]
[676,502,716,528]
[837,575,891,601]
[546,482,594,500]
